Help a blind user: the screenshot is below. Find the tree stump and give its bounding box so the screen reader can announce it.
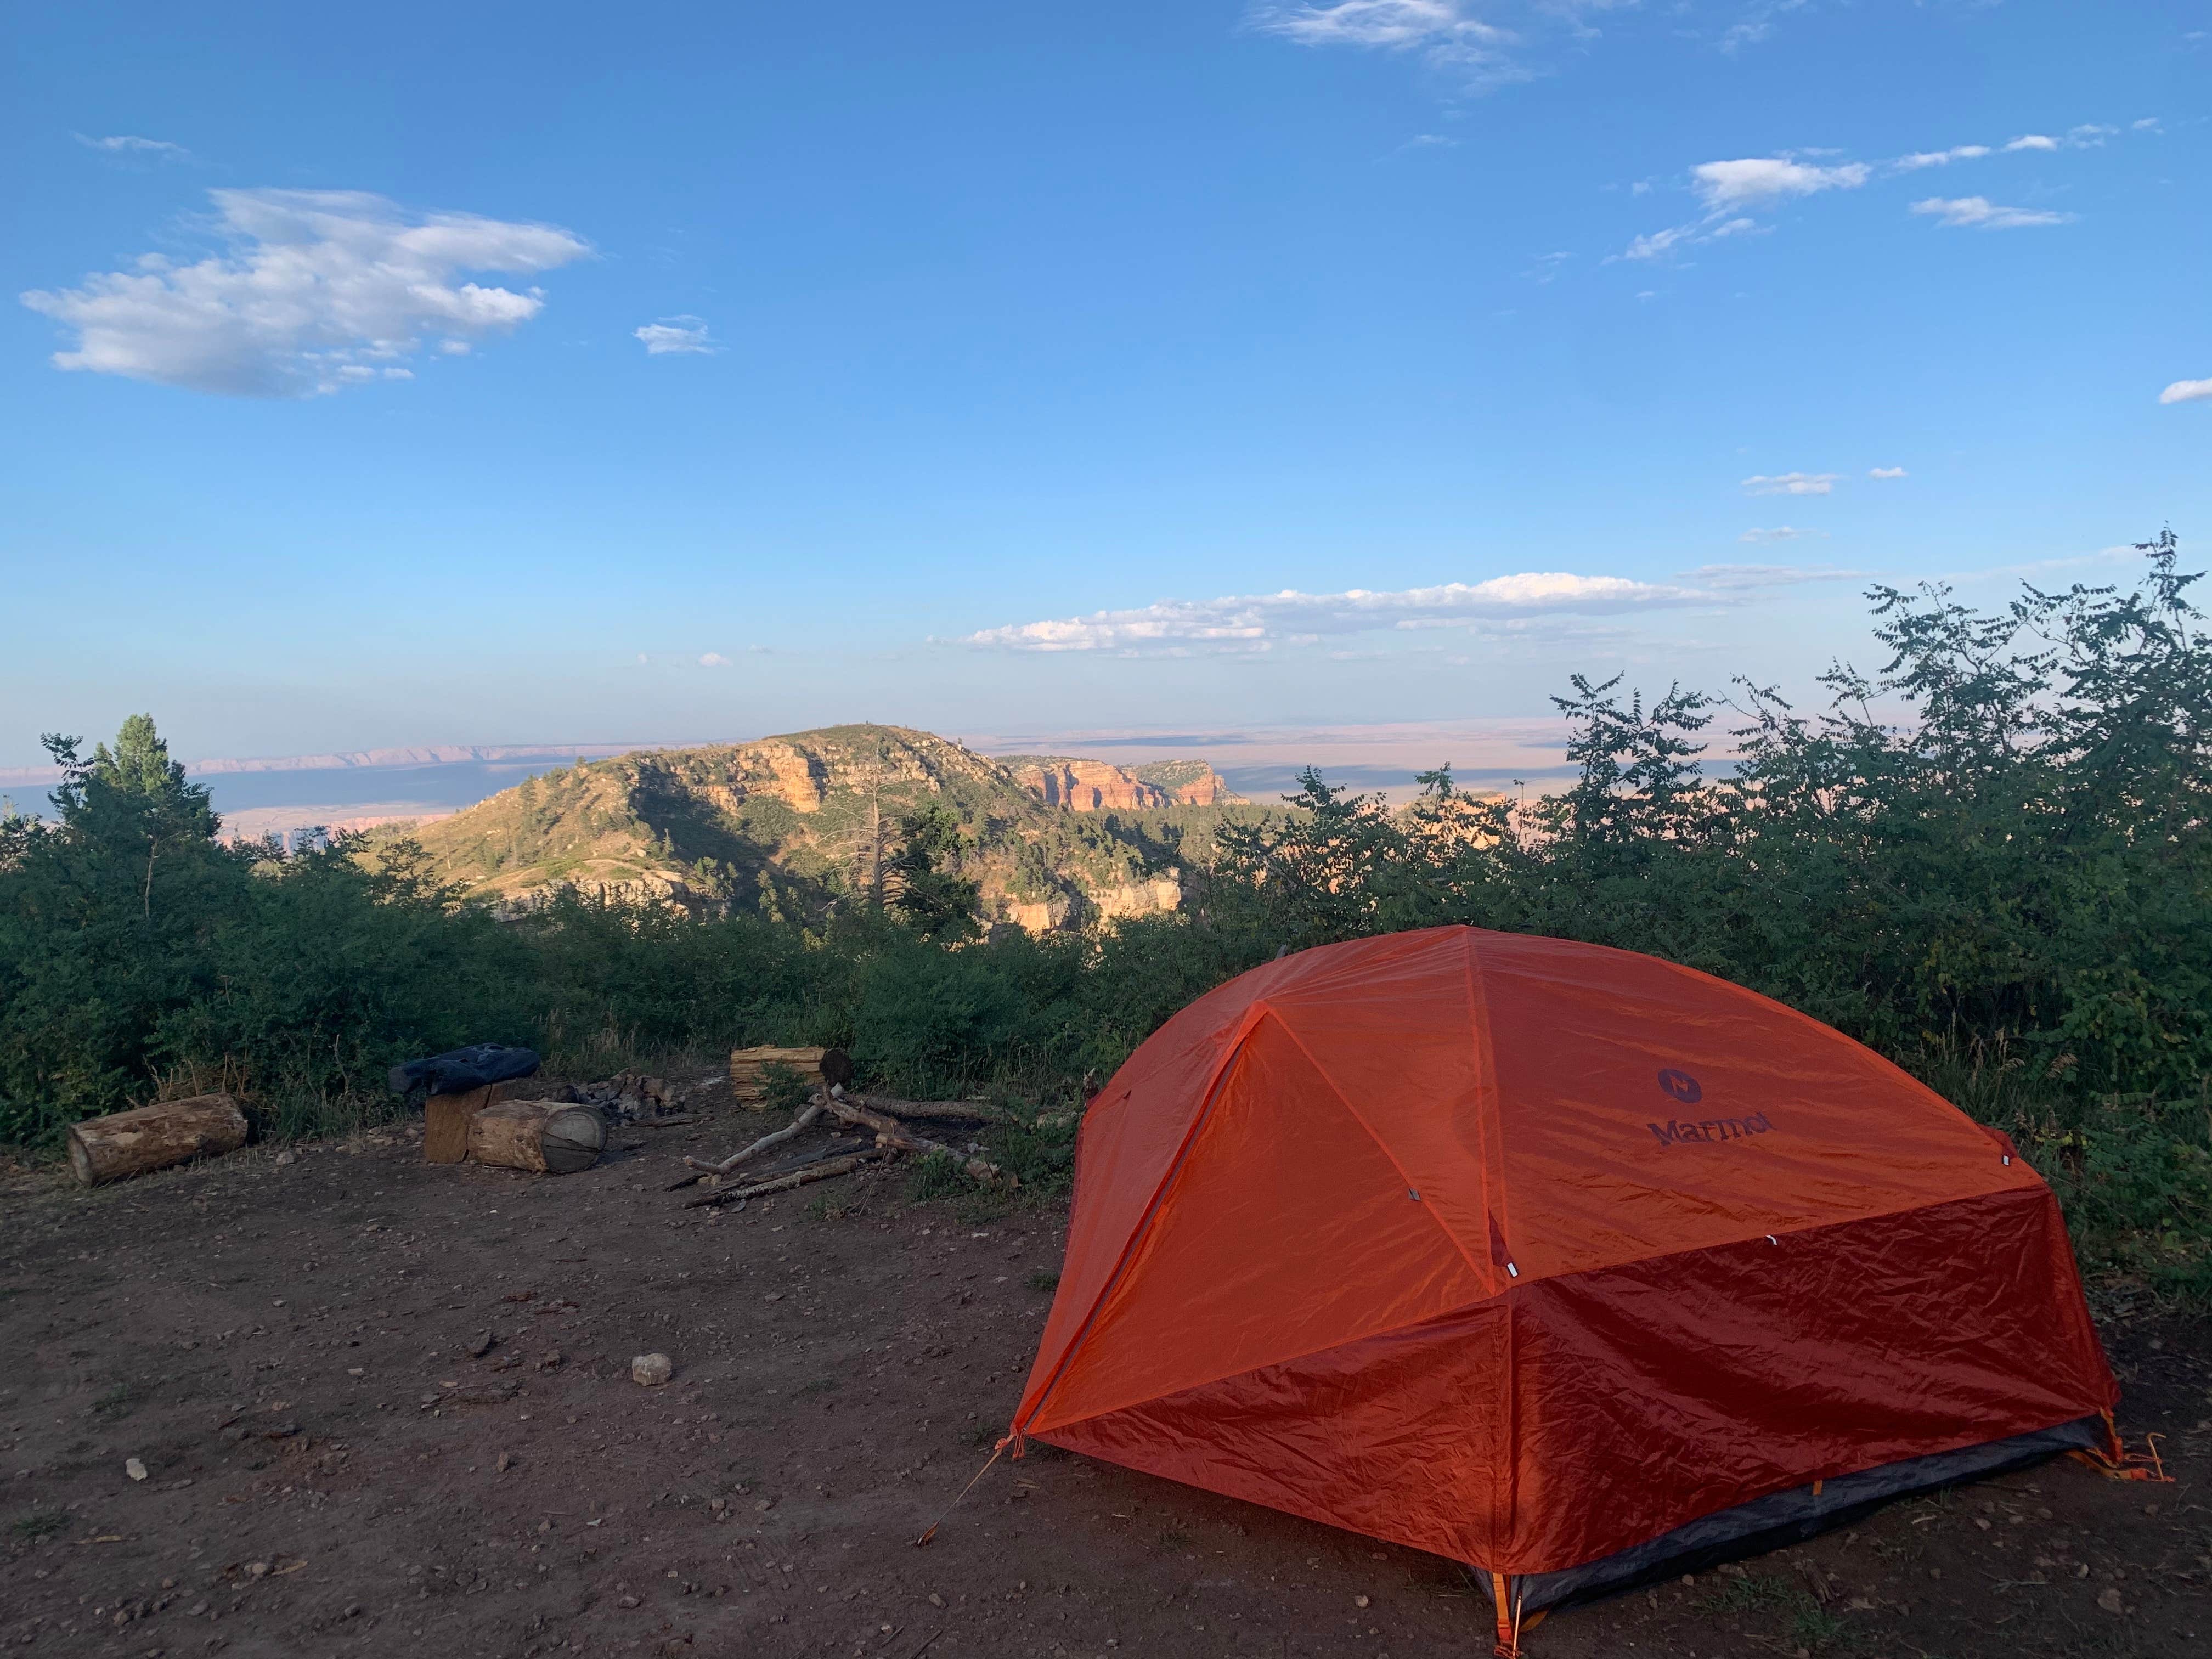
[425,1079,571,1164]
[67,1093,249,1187]
[466,1101,606,1174]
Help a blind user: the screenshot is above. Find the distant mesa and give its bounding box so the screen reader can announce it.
[379,724,1256,932]
[1000,756,1244,812]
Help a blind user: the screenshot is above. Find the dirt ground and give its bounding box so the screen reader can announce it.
[4,1084,2208,1659]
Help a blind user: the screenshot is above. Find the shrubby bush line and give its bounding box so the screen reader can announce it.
[3,538,2208,1291]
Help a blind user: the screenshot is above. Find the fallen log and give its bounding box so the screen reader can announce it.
[683,1151,879,1209]
[821,1088,1016,1188]
[67,1093,250,1187]
[426,1080,573,1165]
[466,1101,607,1175]
[727,1045,855,1105]
[846,1093,1020,1126]
[684,1100,823,1176]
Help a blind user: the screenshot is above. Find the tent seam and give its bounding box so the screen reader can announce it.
[1262,1015,1496,1294]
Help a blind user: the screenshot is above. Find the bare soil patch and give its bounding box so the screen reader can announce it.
[5,1088,2208,1658]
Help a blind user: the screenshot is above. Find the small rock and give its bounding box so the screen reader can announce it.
[928,1593,945,1608]
[346,1367,364,1378]
[125,1457,148,1482]
[617,1594,640,1609]
[246,1562,269,1578]
[1354,1595,1370,1609]
[2097,1587,2125,1614]
[470,1331,495,1358]
[632,1353,674,1387]
[274,1150,295,1167]
[754,1498,773,1512]
[496,1452,513,1473]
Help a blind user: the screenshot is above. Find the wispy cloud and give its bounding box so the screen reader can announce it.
[1742,472,1839,496]
[1909,195,2072,230]
[1618,119,2138,261]
[1249,2,1646,91]
[1895,145,1992,171]
[698,652,732,667]
[75,133,189,160]
[19,189,590,397]
[1684,562,1864,589]
[964,572,1714,654]
[634,315,719,355]
[2160,379,2212,406]
[1738,526,1822,544]
[1718,0,1813,55]
[1868,466,1908,479]
[1614,215,1758,262]
[1250,1,1506,49]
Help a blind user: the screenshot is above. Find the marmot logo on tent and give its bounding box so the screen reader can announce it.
[1649,1112,1774,1147]
[1656,1068,1702,1103]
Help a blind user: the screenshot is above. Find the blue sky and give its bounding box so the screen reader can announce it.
[3,1,2207,772]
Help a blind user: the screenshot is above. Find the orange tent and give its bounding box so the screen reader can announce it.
[1011,926,2118,1644]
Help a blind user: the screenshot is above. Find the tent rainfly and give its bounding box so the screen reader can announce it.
[1009,926,2124,1649]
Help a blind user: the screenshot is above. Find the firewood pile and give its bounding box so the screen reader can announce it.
[673,1085,1021,1210]
[726,1045,855,1105]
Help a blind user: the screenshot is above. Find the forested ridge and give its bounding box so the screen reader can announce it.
[5,535,2208,1295]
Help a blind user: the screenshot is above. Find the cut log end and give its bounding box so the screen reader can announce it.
[467,1101,606,1175]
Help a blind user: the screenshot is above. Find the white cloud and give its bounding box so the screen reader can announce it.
[1869,465,1907,478]
[2004,134,2059,152]
[1250,1,1505,49]
[1248,2,1643,89]
[699,652,732,667]
[964,572,1712,654]
[75,133,188,159]
[2132,117,2162,132]
[437,338,472,356]
[634,316,719,356]
[2160,379,2212,405]
[1742,472,1839,496]
[1895,145,1991,170]
[2067,123,2117,146]
[1910,195,2072,230]
[1620,224,1696,261]
[19,188,590,397]
[1615,212,1763,262]
[1737,526,1821,544]
[1691,157,1871,210]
